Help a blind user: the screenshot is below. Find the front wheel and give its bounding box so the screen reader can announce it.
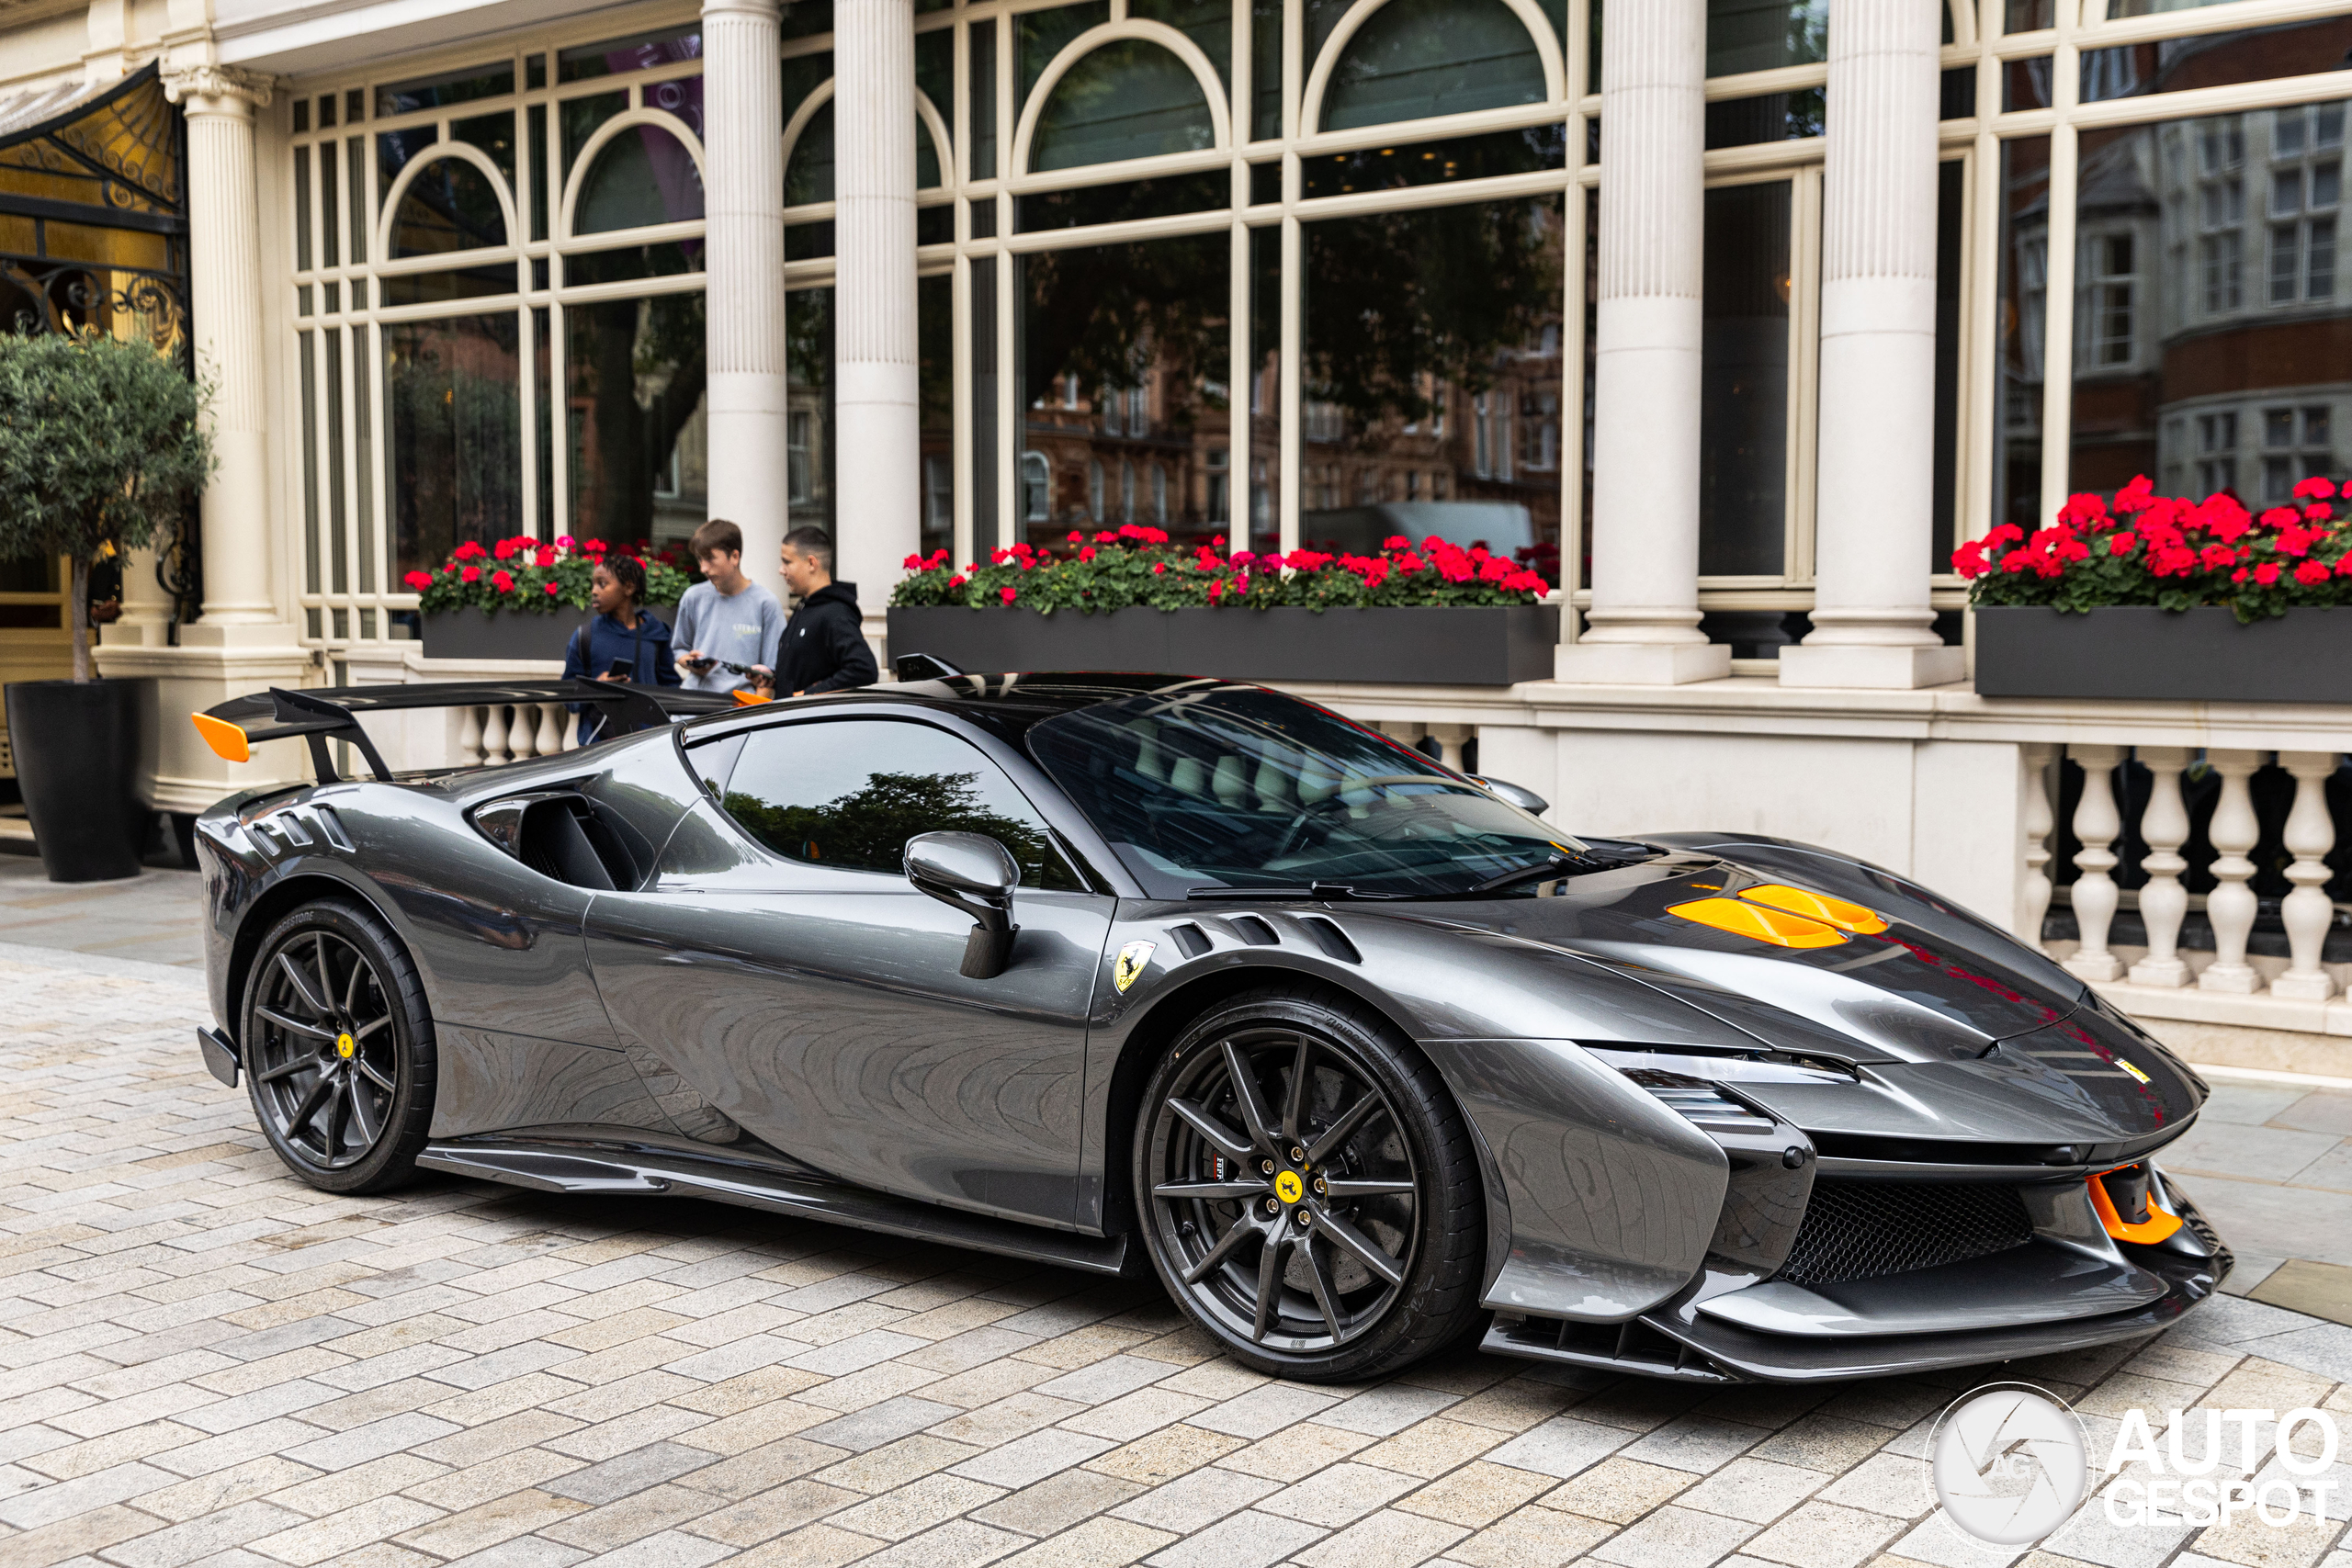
[242,897,435,1194]
[1134,984,1485,1381]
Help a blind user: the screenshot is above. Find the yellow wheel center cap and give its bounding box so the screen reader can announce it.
[1274,1169,1304,1204]
[335,1032,356,1060]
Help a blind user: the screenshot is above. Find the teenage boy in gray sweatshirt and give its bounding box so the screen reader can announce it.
[673,518,787,694]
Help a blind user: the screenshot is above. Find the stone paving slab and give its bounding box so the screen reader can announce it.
[8,950,2352,1568]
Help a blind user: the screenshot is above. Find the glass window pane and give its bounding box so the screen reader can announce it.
[1706,0,1826,77]
[1300,124,1565,198]
[561,92,627,183]
[970,23,997,178]
[1017,233,1228,548]
[1698,181,1790,577]
[566,290,709,552]
[721,719,1071,887]
[783,0,833,42]
[294,145,311,271]
[1016,169,1226,231]
[1320,0,1544,133]
[920,273,954,562]
[557,27,702,84]
[1300,196,1565,575]
[1019,1,1110,122]
[2082,17,2352,99]
[377,63,513,119]
[787,100,834,206]
[2070,103,2352,503]
[1934,159,1963,567]
[1252,0,1281,140]
[1249,222,1281,555]
[321,146,339,268]
[348,139,369,262]
[1997,135,2050,531]
[916,25,956,139]
[453,110,516,186]
[1704,87,1824,150]
[575,127,706,232]
[1031,39,1215,171]
[1131,0,1232,90]
[390,157,508,257]
[789,284,837,531]
[381,264,516,306]
[385,313,522,577]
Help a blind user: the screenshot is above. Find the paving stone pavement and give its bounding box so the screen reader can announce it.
[11,947,2352,1568]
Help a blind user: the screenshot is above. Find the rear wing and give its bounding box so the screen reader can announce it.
[191,681,738,783]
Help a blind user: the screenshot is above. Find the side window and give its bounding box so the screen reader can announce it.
[720,719,1082,890]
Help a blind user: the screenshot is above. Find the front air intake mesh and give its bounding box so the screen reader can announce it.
[1774,1179,2033,1286]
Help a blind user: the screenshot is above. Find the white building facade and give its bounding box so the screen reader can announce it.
[6,0,2352,1066]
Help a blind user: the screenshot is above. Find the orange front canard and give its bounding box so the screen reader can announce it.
[190,712,251,763]
[1667,897,1849,949]
[1738,884,1890,934]
[2086,1168,2185,1245]
[731,689,773,705]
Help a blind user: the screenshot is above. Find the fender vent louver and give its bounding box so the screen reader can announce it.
[1227,915,1280,947]
[1169,922,1212,959]
[1298,916,1361,964]
[310,807,354,852]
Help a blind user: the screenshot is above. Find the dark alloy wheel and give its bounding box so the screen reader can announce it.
[243,899,435,1193]
[1136,984,1485,1380]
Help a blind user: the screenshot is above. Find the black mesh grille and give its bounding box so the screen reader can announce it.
[1775,1179,2034,1286]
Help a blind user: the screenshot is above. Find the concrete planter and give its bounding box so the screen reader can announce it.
[886,604,1560,686]
[421,607,595,663]
[1974,604,2352,704]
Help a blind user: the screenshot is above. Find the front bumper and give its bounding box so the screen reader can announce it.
[1484,1178,2231,1383]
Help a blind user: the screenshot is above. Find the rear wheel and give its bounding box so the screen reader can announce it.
[243,898,435,1194]
[1134,985,1485,1381]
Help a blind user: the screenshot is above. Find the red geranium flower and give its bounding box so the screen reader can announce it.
[403,570,433,591]
[492,570,514,592]
[1000,584,1017,604]
[544,581,560,595]
[2295,559,2331,586]
[460,565,481,582]
[2296,476,2337,501]
[2255,562,2282,585]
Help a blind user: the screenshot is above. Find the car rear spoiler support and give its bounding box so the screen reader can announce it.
[190,680,735,783]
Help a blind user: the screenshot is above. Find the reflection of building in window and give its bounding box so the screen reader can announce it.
[2198,119,2245,314]
[1088,458,1103,522]
[2267,104,2341,307]
[2082,231,2138,367]
[1206,448,1227,522]
[787,410,812,504]
[2198,411,2238,495]
[1151,464,1167,523]
[924,454,952,533]
[2263,404,2333,502]
[1021,451,1050,522]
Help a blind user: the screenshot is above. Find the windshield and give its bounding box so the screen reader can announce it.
[1026,682,1584,898]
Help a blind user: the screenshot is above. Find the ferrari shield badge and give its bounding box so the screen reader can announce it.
[1114,940,1155,994]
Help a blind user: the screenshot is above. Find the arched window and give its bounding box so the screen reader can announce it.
[784,99,944,204]
[1320,0,1545,133]
[391,156,506,256]
[1031,39,1214,172]
[576,125,704,233]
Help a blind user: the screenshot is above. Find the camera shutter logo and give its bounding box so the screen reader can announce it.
[1928,1384,2088,1545]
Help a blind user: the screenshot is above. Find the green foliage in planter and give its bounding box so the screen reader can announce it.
[405,534,692,615]
[889,525,1550,615]
[1957,474,2352,622]
[0,331,212,682]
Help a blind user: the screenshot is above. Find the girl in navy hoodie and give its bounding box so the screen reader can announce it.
[560,555,680,743]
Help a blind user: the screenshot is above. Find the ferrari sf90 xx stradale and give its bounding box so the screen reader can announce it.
[187,669,2229,1385]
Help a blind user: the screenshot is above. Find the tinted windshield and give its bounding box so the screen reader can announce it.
[1027,683,1581,897]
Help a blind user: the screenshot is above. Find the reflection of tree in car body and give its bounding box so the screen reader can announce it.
[723,770,1062,886]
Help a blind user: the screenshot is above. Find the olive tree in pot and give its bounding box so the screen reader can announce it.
[0,331,211,882]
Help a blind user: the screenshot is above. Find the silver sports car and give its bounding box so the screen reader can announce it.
[187,668,2228,1385]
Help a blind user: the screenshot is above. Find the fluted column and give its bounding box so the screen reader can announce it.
[834,0,920,622]
[1779,0,1962,690]
[163,65,277,633]
[703,0,792,581]
[1556,0,1724,685]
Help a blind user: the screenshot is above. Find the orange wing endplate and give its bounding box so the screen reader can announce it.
[191,712,251,764]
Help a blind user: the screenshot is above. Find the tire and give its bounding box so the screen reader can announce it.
[1133,982,1485,1381]
[241,897,436,1194]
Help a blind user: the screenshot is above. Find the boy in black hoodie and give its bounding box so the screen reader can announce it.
[751,526,878,696]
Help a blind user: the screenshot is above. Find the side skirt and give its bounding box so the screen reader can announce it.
[417,1137,1132,1276]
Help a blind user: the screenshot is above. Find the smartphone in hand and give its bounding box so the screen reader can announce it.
[606,659,634,681]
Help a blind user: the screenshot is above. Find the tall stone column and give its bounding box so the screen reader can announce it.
[702,0,791,580]
[1557,0,1724,685]
[164,64,278,634]
[1779,0,1962,688]
[833,0,919,632]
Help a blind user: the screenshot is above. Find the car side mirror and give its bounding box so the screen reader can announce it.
[905,831,1021,979]
[1472,775,1550,815]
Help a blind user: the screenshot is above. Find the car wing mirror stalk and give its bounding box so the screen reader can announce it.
[905,831,1022,979]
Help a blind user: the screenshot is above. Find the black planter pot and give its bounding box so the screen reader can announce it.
[886,604,1560,686]
[421,607,595,662]
[1974,604,2352,704]
[4,678,146,882]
